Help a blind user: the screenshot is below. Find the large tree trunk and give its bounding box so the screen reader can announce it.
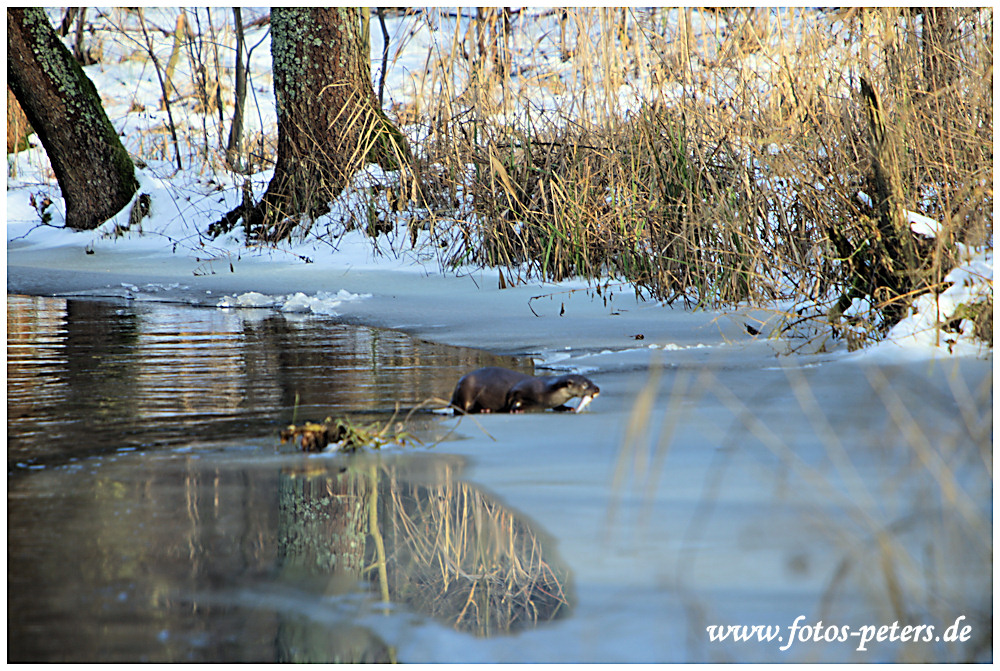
[212,7,411,243]
[7,8,137,231]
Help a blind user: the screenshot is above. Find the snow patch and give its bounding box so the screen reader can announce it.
[865,249,992,358]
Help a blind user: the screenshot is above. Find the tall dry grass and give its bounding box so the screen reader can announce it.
[397,8,992,344]
[378,457,572,636]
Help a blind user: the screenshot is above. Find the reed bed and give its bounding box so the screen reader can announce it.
[397,7,992,344]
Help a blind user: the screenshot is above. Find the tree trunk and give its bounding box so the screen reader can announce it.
[7,8,137,231]
[212,7,411,243]
[827,77,933,332]
[224,7,247,172]
[859,77,926,307]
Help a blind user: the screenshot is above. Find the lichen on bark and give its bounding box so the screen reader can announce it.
[211,6,411,242]
[8,7,137,230]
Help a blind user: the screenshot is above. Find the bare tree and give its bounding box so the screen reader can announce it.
[224,7,248,171]
[212,7,411,243]
[7,8,137,230]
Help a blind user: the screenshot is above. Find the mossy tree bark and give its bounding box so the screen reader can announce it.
[212,7,411,243]
[7,8,137,231]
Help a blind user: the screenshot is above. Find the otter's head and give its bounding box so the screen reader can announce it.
[550,374,600,411]
[506,374,600,412]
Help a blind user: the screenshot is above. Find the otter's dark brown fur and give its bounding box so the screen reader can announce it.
[450,366,599,414]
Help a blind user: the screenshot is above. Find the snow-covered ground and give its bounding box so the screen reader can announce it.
[6,8,993,663]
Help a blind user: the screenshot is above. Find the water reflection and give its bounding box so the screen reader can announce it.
[7,295,530,473]
[7,295,570,662]
[278,457,573,640]
[8,449,572,662]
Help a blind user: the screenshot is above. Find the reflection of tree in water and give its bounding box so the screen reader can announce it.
[276,454,572,652]
[276,463,393,663]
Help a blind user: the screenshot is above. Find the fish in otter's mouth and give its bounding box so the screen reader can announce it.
[574,391,598,413]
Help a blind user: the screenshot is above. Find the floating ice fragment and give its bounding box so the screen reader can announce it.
[218,290,370,313]
[216,291,275,308]
[279,292,316,313]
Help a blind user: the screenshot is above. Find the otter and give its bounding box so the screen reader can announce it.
[450,366,599,414]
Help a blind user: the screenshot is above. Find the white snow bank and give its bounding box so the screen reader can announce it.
[858,249,992,359]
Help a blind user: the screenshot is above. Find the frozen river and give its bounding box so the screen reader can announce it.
[7,287,991,663]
